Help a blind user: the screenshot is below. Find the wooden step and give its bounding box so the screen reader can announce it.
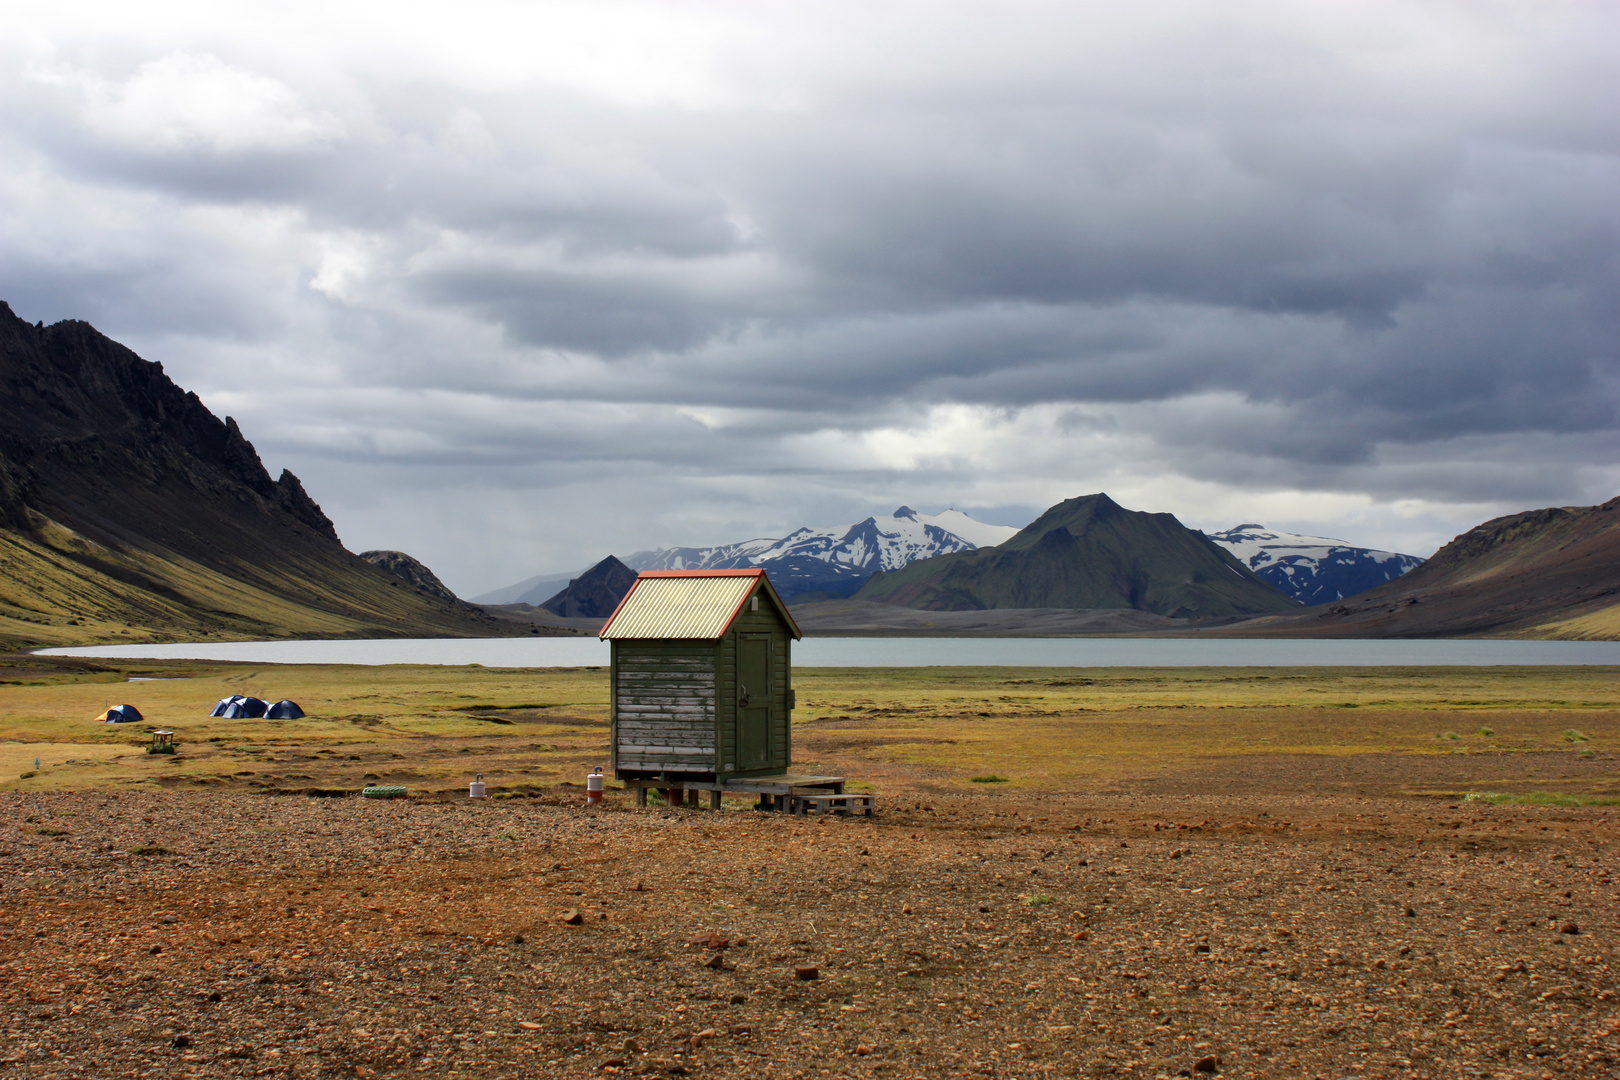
[789,793,876,817]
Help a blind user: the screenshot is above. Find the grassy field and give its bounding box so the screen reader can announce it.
[2,655,1616,802]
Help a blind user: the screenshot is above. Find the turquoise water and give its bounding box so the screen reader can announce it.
[36,637,1620,667]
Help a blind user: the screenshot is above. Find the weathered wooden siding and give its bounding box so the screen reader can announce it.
[612,641,718,773]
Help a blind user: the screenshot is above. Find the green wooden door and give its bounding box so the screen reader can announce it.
[738,633,772,770]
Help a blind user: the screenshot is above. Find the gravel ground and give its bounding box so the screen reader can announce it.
[1,790,1616,1079]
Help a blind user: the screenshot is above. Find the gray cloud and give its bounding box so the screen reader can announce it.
[1,3,1617,594]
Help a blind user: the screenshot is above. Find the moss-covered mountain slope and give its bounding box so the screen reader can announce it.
[0,301,518,648]
[852,493,1299,619]
[1226,498,1620,639]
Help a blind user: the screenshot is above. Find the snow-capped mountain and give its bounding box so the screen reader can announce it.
[625,507,1020,600]
[1207,524,1425,605]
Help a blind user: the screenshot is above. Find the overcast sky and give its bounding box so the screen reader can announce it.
[3,1,1616,595]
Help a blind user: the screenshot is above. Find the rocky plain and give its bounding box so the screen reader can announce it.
[2,786,1615,1080]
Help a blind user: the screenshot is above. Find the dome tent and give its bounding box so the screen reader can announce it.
[210,695,269,719]
[265,699,305,719]
[97,704,143,723]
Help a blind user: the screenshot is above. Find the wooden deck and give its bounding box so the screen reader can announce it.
[622,773,851,811]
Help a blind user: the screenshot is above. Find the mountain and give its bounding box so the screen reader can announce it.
[540,555,637,618]
[1225,498,1620,639]
[852,493,1301,618]
[1207,524,1425,605]
[0,301,518,647]
[470,569,581,606]
[623,506,1020,601]
[359,550,459,603]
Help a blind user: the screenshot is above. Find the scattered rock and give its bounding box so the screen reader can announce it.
[559,909,583,925]
[1194,1053,1221,1073]
[3,785,1609,1079]
[171,1035,192,1049]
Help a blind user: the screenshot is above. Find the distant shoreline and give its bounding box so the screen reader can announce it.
[32,636,1620,667]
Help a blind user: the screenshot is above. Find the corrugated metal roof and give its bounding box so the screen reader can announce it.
[600,571,762,640]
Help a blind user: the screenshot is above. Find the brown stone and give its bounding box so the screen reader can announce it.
[1194,1053,1221,1073]
[559,908,583,925]
[794,965,820,981]
[1560,921,1579,935]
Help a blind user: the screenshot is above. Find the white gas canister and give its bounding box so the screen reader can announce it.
[586,766,605,804]
[469,772,487,799]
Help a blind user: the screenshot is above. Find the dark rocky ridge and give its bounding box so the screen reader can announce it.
[541,555,637,618]
[360,550,459,603]
[0,301,520,645]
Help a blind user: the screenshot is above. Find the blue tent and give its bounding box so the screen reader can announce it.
[210,695,269,719]
[265,699,305,719]
[98,704,143,723]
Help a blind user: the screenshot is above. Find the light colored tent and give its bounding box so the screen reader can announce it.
[265,699,305,719]
[96,704,143,724]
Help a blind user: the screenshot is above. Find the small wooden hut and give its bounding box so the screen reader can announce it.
[600,569,801,784]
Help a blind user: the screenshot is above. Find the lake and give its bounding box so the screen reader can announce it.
[36,637,1620,667]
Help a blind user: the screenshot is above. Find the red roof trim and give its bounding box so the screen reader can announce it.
[598,567,803,640]
[598,573,669,637]
[715,569,803,640]
[634,569,765,578]
[758,571,803,640]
